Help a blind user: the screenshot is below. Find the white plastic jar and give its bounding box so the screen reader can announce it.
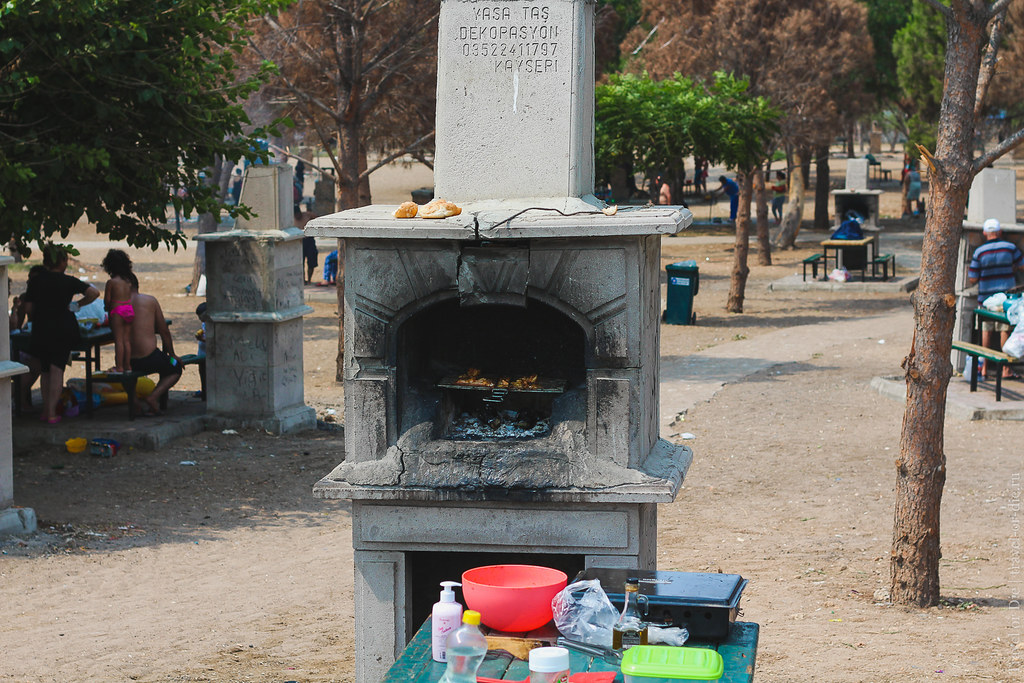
[528,646,570,683]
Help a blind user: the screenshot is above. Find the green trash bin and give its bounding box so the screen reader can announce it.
[664,260,699,325]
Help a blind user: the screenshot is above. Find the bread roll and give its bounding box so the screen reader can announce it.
[393,201,418,218]
[419,198,462,219]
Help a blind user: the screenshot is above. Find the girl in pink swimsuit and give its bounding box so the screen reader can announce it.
[102,249,140,372]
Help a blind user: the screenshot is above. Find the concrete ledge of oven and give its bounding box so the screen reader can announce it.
[310,441,692,504]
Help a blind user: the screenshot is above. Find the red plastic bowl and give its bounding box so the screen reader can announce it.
[461,564,568,632]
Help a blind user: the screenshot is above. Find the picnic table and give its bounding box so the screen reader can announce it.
[820,235,878,281]
[10,319,174,418]
[382,617,759,683]
[971,307,1012,345]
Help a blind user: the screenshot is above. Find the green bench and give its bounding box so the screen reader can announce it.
[104,353,206,420]
[952,341,1022,401]
[802,253,824,281]
[871,253,896,280]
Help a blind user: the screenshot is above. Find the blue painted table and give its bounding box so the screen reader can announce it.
[382,618,758,682]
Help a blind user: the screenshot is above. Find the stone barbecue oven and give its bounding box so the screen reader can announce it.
[307,1,694,680]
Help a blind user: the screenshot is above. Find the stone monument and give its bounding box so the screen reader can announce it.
[967,167,1017,226]
[845,158,870,191]
[868,130,882,155]
[0,255,34,536]
[195,164,316,434]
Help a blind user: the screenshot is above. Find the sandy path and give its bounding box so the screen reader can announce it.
[3,153,1023,681]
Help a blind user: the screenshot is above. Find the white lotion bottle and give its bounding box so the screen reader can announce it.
[431,581,464,663]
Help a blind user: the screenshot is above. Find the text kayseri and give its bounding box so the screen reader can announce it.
[493,58,559,74]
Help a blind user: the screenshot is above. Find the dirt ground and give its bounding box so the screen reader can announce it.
[2,153,1023,682]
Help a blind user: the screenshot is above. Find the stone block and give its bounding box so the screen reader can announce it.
[207,319,307,417]
[0,506,37,538]
[235,164,294,232]
[205,238,303,315]
[967,167,1017,225]
[344,375,390,464]
[352,503,637,554]
[846,158,869,190]
[868,131,882,155]
[590,371,634,468]
[434,0,595,201]
[353,550,408,683]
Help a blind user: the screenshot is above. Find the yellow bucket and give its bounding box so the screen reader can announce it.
[65,438,87,454]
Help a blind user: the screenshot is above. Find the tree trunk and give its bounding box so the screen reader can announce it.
[890,6,986,608]
[726,170,753,313]
[334,122,369,381]
[773,148,807,249]
[847,122,855,158]
[753,166,771,265]
[814,145,831,230]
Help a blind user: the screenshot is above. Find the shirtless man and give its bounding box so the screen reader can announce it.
[129,291,181,414]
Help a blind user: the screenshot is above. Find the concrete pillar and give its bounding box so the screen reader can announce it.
[868,131,882,155]
[196,164,316,434]
[967,167,1017,226]
[0,255,34,537]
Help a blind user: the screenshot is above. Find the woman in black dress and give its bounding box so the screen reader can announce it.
[22,246,100,423]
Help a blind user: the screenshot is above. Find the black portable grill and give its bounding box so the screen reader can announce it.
[573,568,747,640]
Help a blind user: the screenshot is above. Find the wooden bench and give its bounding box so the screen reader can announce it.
[802,253,824,281]
[952,341,1022,401]
[104,353,206,420]
[872,253,896,280]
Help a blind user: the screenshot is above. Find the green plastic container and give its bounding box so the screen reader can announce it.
[664,261,699,325]
[620,645,724,681]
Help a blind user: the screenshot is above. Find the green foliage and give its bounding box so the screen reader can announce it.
[0,0,290,253]
[594,71,780,183]
[861,0,914,103]
[893,0,945,136]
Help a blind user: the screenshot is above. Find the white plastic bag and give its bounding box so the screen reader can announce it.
[1003,326,1024,359]
[983,292,1007,312]
[551,579,618,647]
[962,356,979,382]
[1007,299,1024,326]
[828,267,850,283]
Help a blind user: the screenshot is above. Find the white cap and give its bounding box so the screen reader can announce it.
[529,646,570,673]
[983,218,1001,233]
[439,581,461,602]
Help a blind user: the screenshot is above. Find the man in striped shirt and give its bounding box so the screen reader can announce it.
[968,218,1024,377]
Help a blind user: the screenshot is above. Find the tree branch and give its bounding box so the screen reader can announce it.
[974,8,1006,120]
[990,0,1014,16]
[359,130,435,179]
[973,127,1024,173]
[630,18,664,55]
[920,0,953,16]
[248,38,341,121]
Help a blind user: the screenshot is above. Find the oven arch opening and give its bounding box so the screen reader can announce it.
[394,298,587,441]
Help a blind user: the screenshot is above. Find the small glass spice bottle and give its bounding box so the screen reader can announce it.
[612,577,648,651]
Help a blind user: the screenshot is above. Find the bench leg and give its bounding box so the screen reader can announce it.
[970,355,979,393]
[199,360,207,401]
[123,376,138,421]
[996,367,1003,402]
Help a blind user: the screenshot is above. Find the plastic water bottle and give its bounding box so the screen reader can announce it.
[439,610,487,683]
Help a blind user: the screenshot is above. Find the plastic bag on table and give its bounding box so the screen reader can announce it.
[1003,326,1024,359]
[983,292,1008,312]
[649,625,689,646]
[1007,298,1024,326]
[551,579,618,648]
